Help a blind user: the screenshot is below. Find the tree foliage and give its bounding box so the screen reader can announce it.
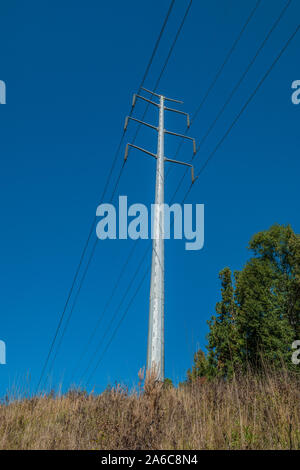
[188,224,300,381]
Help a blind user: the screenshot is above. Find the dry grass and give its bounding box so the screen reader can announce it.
[0,368,299,450]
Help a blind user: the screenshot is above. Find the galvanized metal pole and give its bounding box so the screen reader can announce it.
[124,89,196,382]
[147,95,165,381]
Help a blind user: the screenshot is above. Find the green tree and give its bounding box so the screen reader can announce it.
[187,349,209,382]
[188,224,300,381]
[207,267,242,377]
[234,224,299,368]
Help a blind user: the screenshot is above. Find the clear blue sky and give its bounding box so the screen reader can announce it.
[0,0,299,396]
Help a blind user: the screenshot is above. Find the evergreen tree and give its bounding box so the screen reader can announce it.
[188,224,300,381]
[235,224,299,367]
[207,267,241,377]
[187,349,209,382]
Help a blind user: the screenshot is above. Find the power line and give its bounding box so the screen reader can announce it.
[72,0,261,384]
[170,0,262,162]
[80,244,151,384]
[46,239,98,385]
[87,267,150,387]
[85,22,300,387]
[59,0,194,386]
[139,0,176,91]
[108,0,192,206]
[118,0,193,177]
[41,0,194,389]
[185,22,300,199]
[72,0,267,384]
[170,0,292,203]
[48,0,192,385]
[198,0,291,151]
[191,0,262,125]
[36,0,176,393]
[68,241,139,384]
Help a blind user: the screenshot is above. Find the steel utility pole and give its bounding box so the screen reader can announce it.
[124,87,196,382]
[148,94,165,381]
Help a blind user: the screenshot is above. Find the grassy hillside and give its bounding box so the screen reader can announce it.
[0,367,299,450]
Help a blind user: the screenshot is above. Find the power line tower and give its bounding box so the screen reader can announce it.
[124,87,196,382]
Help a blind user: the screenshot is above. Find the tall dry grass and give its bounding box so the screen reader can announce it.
[0,367,299,450]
